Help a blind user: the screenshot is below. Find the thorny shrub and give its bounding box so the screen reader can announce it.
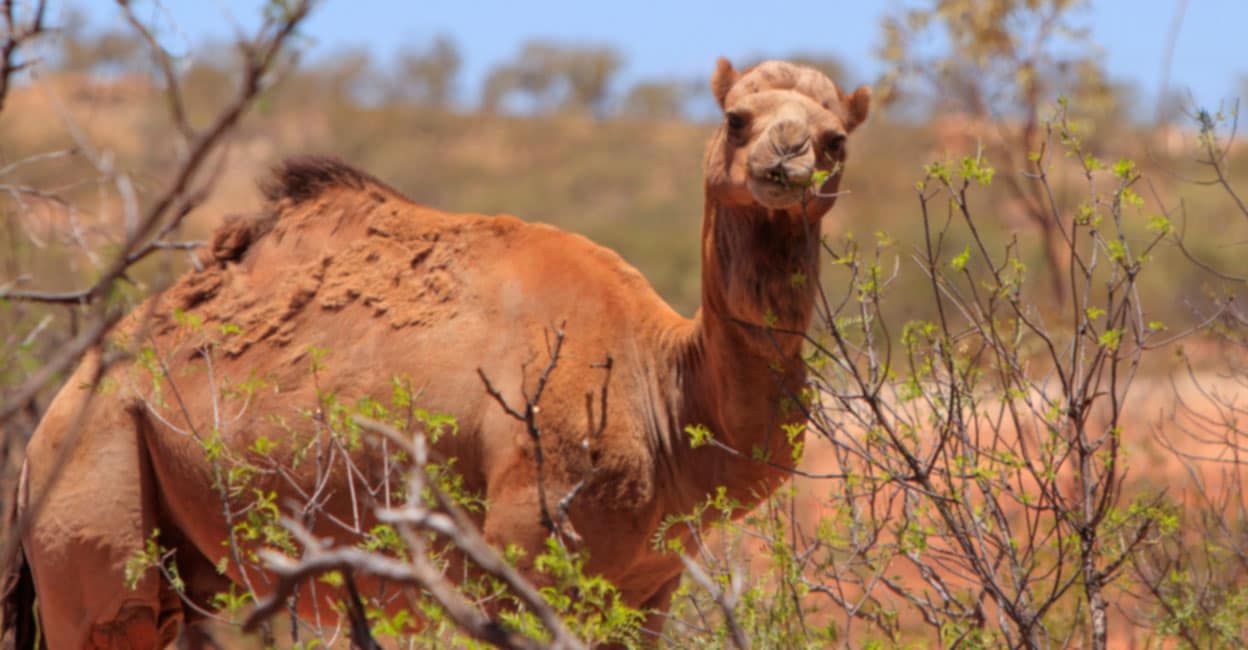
[655,102,1245,649]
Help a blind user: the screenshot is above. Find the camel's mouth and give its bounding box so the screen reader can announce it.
[747,172,807,209]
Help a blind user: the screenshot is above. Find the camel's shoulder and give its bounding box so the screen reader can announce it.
[479,218,681,322]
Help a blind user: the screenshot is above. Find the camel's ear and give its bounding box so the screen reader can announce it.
[711,57,737,110]
[844,85,872,132]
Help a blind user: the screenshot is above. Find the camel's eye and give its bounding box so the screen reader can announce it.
[725,111,749,132]
[822,132,846,157]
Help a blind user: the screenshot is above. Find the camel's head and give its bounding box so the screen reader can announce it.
[705,58,871,215]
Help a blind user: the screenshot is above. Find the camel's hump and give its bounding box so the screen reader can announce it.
[259,155,402,205]
[205,156,407,265]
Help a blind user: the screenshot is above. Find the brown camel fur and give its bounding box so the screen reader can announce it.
[6,58,869,648]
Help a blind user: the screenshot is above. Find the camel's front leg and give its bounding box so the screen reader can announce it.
[22,388,182,649]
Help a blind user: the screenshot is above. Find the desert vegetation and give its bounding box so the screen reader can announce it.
[1,0,1246,648]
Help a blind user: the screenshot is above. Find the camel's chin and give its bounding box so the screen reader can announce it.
[747,177,805,210]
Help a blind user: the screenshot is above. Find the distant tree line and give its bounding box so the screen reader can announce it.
[50,11,857,121]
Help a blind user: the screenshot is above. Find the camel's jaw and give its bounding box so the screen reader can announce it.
[745,158,840,211]
[745,173,807,210]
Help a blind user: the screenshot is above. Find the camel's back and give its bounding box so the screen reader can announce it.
[155,156,680,355]
[104,156,681,376]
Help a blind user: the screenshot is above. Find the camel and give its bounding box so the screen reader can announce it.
[4,57,869,648]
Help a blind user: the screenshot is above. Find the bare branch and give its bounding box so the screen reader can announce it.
[476,323,582,545]
[244,416,588,649]
[245,519,548,650]
[0,0,47,112]
[681,556,750,650]
[115,0,194,141]
[0,0,314,428]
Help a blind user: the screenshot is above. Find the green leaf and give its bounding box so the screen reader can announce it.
[924,161,951,185]
[250,436,276,456]
[959,155,995,185]
[172,308,203,331]
[307,345,331,372]
[1119,187,1144,207]
[685,424,713,448]
[318,570,344,587]
[951,245,971,271]
[1111,157,1137,179]
[1106,240,1127,262]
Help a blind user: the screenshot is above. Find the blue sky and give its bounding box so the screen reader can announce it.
[76,0,1246,114]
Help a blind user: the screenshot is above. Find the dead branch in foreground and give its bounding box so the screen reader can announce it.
[0,0,47,113]
[244,416,587,650]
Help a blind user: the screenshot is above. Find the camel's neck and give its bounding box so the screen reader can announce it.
[695,194,822,358]
[657,194,822,514]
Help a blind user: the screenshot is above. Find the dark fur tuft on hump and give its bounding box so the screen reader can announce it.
[260,155,400,205]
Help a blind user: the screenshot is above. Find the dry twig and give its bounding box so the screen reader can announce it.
[244,416,587,650]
